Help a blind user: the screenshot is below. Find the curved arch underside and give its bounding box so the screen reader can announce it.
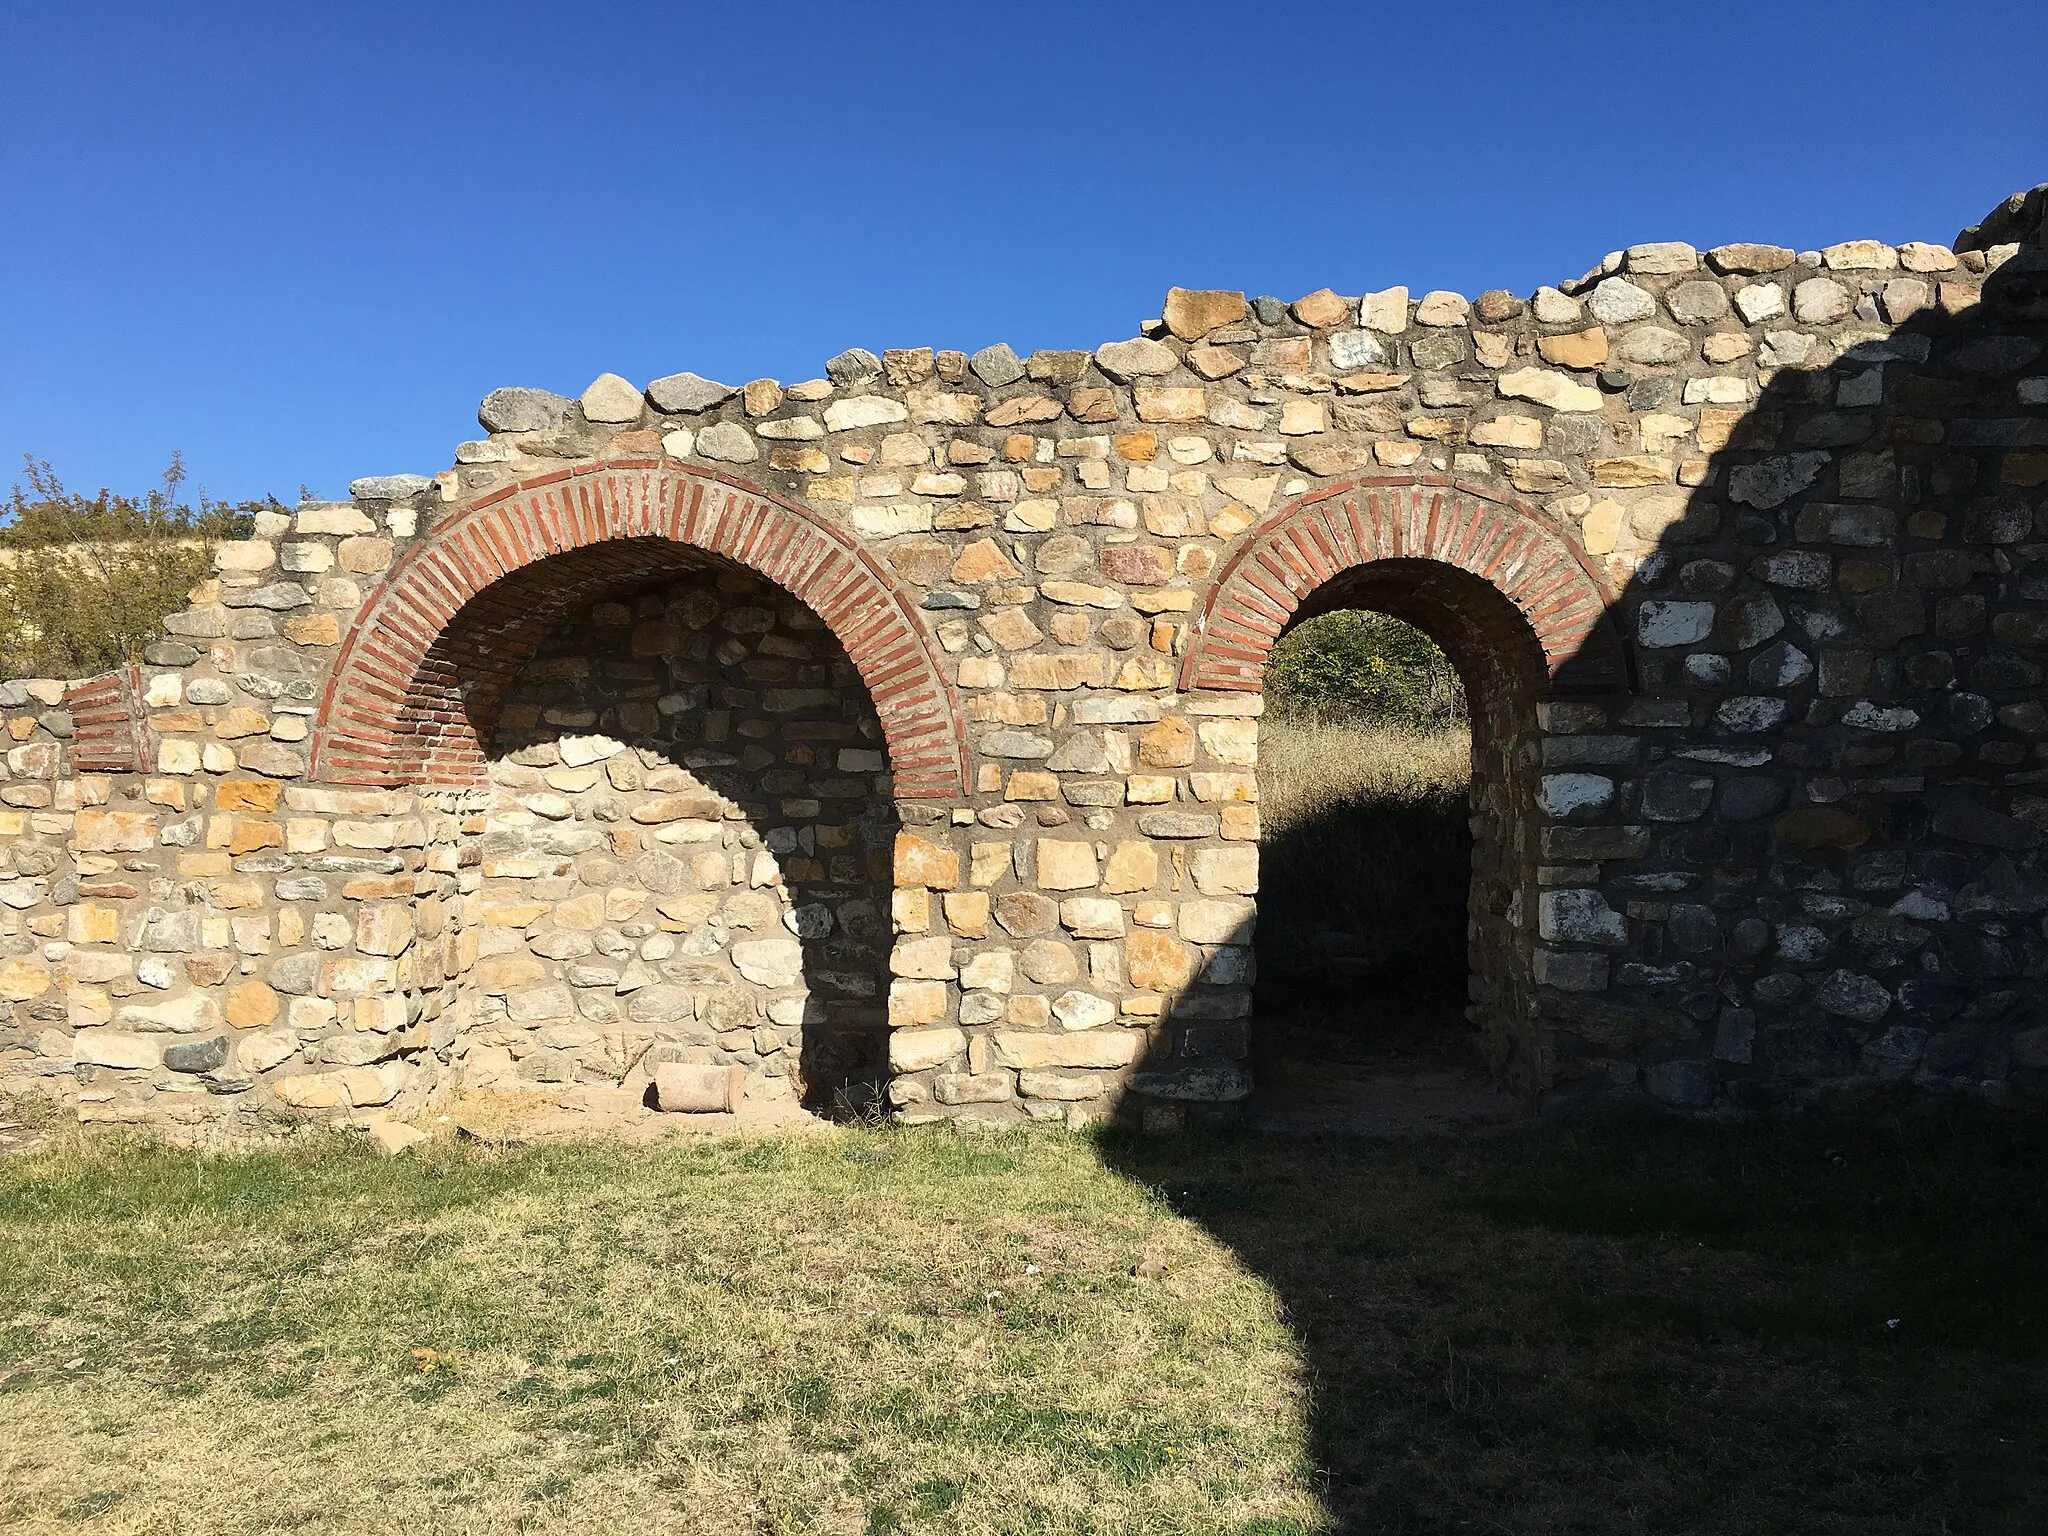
[1179,476,1630,696]
[310,461,971,798]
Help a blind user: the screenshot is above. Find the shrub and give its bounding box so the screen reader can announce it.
[1264,609,1465,730]
[0,456,260,677]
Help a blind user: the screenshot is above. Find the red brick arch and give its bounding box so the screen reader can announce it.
[310,460,970,798]
[1179,475,1631,695]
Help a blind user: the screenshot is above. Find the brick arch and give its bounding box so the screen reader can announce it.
[1179,474,1631,695]
[309,460,970,797]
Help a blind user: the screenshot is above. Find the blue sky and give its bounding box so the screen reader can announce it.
[3,0,2043,506]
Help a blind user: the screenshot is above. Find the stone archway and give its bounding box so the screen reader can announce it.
[1180,476,1631,1095]
[1180,474,1629,697]
[309,460,970,799]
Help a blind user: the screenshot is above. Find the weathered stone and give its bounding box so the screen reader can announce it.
[1931,795,2043,851]
[1162,288,1247,341]
[1588,278,1655,324]
[1093,338,1177,381]
[1793,277,1853,323]
[890,1026,965,1072]
[1815,970,1891,1024]
[970,343,1024,387]
[1537,327,1608,369]
[1538,889,1628,946]
[479,387,569,432]
[894,832,960,890]
[579,373,643,424]
[1130,1063,1252,1101]
[1498,367,1603,412]
[646,372,736,414]
[819,348,878,386]
[347,474,430,501]
[1708,243,1796,275]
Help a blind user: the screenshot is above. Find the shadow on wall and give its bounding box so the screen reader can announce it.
[459,560,898,1113]
[1097,209,2048,1528]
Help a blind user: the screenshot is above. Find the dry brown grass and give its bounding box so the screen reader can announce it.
[1256,720,1470,839]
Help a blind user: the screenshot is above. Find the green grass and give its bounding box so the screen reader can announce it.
[1,1110,2045,1534]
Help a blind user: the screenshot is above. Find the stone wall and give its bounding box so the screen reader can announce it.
[0,186,2044,1134]
[465,566,895,1108]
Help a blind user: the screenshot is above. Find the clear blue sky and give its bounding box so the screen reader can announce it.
[3,0,2043,506]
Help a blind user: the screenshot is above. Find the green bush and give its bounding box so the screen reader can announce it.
[0,456,261,677]
[1264,609,1465,729]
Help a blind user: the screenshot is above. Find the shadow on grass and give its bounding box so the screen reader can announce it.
[1095,1106,2048,1534]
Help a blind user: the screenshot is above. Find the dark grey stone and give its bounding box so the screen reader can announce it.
[1931,794,2043,851]
[1752,971,1807,1006]
[1646,1059,1716,1108]
[1137,811,1219,839]
[1641,773,1715,822]
[163,1036,230,1074]
[969,343,1025,387]
[1726,917,1771,963]
[1947,336,2044,377]
[1668,904,1721,953]
[1862,1026,1928,1066]
[1713,1009,1757,1063]
[1130,1063,1253,1102]
[824,348,882,386]
[1719,776,1786,821]
[1815,969,1891,1023]
[1627,375,1673,410]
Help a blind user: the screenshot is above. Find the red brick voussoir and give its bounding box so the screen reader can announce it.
[1178,475,1633,697]
[309,461,971,798]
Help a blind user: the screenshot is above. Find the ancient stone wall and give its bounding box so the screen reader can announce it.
[0,186,2044,1134]
[466,566,896,1108]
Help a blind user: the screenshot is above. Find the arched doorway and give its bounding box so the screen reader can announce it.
[1179,477,1629,1106]
[306,462,968,1116]
[309,461,968,796]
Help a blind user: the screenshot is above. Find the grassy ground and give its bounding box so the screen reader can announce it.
[2,1110,2044,1535]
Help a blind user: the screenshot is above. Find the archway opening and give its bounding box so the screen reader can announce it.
[1247,558,1544,1129]
[445,552,898,1120]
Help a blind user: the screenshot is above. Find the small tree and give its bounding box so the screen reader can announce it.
[1265,609,1467,730]
[0,456,261,677]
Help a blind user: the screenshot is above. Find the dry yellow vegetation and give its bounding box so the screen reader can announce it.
[1256,720,1471,838]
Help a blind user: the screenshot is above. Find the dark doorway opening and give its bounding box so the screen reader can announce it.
[1250,606,1515,1131]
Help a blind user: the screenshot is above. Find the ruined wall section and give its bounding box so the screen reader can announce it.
[0,190,2042,1132]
